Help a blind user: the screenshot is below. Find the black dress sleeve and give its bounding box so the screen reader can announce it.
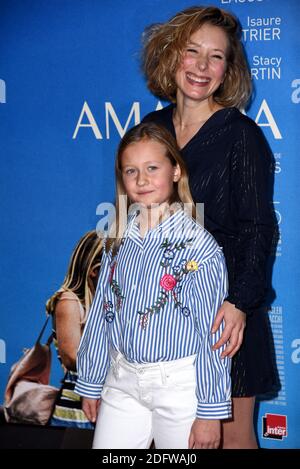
[226,119,276,314]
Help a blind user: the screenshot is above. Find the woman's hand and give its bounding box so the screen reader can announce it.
[188,419,221,449]
[211,300,246,358]
[82,397,101,423]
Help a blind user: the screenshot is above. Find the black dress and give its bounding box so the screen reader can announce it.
[143,105,278,397]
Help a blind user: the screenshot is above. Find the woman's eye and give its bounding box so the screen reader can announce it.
[211,54,224,60]
[148,166,158,171]
[186,48,197,54]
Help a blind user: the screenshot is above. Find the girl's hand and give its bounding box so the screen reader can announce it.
[82,397,101,423]
[188,419,221,449]
[211,300,246,358]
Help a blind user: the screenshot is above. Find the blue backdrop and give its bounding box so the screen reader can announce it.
[0,0,299,448]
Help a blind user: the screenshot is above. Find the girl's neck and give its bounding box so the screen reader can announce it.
[137,202,174,237]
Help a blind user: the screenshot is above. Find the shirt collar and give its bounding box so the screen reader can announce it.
[124,206,195,247]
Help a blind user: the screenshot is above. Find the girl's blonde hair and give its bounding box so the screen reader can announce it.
[46,230,103,324]
[142,6,252,109]
[106,122,196,255]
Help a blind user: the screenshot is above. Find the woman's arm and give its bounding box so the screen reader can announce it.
[226,120,276,313]
[212,120,276,356]
[55,297,82,370]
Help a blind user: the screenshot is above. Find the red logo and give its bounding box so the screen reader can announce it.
[262,413,287,440]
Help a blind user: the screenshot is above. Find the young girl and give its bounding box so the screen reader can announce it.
[46,230,103,428]
[75,123,231,449]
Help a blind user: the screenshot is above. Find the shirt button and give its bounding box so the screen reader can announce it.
[137,368,145,375]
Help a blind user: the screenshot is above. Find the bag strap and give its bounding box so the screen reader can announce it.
[36,315,53,345]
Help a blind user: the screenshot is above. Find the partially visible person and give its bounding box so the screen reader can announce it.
[141,6,277,448]
[46,230,103,428]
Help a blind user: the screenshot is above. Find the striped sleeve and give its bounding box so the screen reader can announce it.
[74,249,111,399]
[192,249,232,419]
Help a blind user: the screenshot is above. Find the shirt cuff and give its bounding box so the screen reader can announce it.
[74,377,103,399]
[196,401,232,420]
[225,295,249,315]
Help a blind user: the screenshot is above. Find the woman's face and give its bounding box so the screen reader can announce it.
[89,263,100,290]
[175,23,228,105]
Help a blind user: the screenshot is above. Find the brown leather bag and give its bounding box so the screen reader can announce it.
[3,317,59,425]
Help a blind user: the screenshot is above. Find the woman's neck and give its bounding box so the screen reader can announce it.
[172,96,223,149]
[173,96,222,130]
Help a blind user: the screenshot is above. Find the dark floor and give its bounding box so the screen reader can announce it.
[0,419,94,449]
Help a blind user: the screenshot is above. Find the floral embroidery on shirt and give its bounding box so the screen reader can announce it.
[103,300,115,323]
[110,280,124,311]
[186,260,198,272]
[138,237,196,329]
[181,306,191,317]
[104,259,125,322]
[160,274,177,291]
[108,260,117,284]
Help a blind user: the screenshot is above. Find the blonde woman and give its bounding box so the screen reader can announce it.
[46,230,103,428]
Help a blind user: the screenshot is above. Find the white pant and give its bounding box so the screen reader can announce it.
[92,352,197,449]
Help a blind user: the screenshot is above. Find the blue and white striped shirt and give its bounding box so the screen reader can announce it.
[75,209,231,419]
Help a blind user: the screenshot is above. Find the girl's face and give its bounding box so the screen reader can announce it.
[175,23,228,105]
[121,139,181,208]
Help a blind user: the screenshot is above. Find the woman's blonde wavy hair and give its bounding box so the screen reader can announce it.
[46,231,103,324]
[105,122,196,255]
[142,6,252,109]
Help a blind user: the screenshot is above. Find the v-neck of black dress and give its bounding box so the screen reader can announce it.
[155,103,240,151]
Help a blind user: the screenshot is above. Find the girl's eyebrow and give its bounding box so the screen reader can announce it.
[123,160,162,167]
